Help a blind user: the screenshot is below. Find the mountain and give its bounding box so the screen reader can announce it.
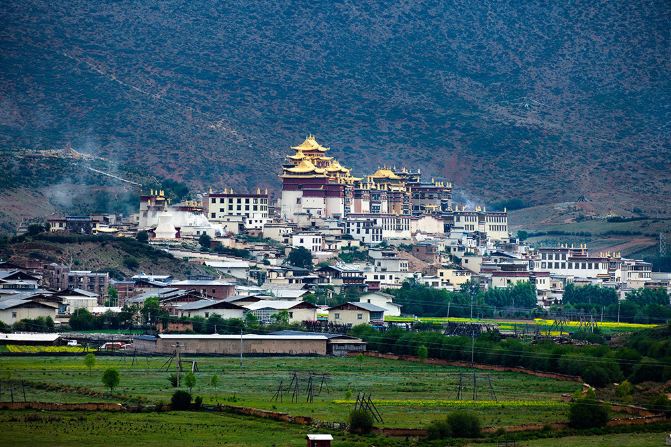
[1,1,670,214]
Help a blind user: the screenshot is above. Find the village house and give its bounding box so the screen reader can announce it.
[327,302,386,325]
[0,297,58,325]
[436,266,472,288]
[176,299,246,320]
[358,291,402,317]
[243,300,318,324]
[170,278,236,300]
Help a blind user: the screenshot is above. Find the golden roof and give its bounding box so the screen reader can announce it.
[369,167,401,180]
[284,159,326,175]
[325,160,350,173]
[291,134,329,152]
[288,149,306,160]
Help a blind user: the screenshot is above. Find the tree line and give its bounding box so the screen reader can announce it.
[350,323,671,388]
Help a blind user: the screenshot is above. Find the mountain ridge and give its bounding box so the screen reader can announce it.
[1,1,669,213]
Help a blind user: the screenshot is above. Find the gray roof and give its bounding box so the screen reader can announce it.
[0,299,57,310]
[64,288,98,297]
[349,301,387,312]
[177,299,244,311]
[325,301,387,313]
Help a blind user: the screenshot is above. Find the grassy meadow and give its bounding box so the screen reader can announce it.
[0,355,582,428]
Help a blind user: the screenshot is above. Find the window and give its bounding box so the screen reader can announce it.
[357,313,363,320]
[205,312,209,318]
[12,311,17,318]
[334,313,340,320]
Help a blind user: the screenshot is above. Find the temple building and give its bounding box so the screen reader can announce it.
[280,135,453,222]
[280,135,359,220]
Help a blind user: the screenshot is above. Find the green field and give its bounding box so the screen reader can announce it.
[0,355,582,429]
[0,410,399,447]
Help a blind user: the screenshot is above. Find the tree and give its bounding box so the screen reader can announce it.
[136,230,149,243]
[184,372,196,393]
[102,368,120,393]
[244,312,259,329]
[106,286,119,307]
[625,288,669,306]
[287,247,313,269]
[171,390,192,410]
[516,230,529,241]
[349,409,373,434]
[84,353,96,375]
[198,233,212,250]
[69,308,95,330]
[210,374,220,389]
[270,310,290,327]
[141,297,165,325]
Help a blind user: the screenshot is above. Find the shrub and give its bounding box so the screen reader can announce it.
[650,394,671,416]
[171,390,192,410]
[193,396,203,409]
[417,345,428,362]
[168,374,178,387]
[123,256,139,270]
[348,409,373,434]
[615,380,633,400]
[447,411,481,438]
[568,397,609,428]
[426,419,452,439]
[631,357,664,383]
[582,365,611,388]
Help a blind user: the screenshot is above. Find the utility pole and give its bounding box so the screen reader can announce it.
[174,342,181,388]
[617,300,621,323]
[471,326,476,400]
[447,300,451,320]
[601,306,604,323]
[239,327,243,368]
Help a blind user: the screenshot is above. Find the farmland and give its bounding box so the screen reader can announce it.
[0,355,582,429]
